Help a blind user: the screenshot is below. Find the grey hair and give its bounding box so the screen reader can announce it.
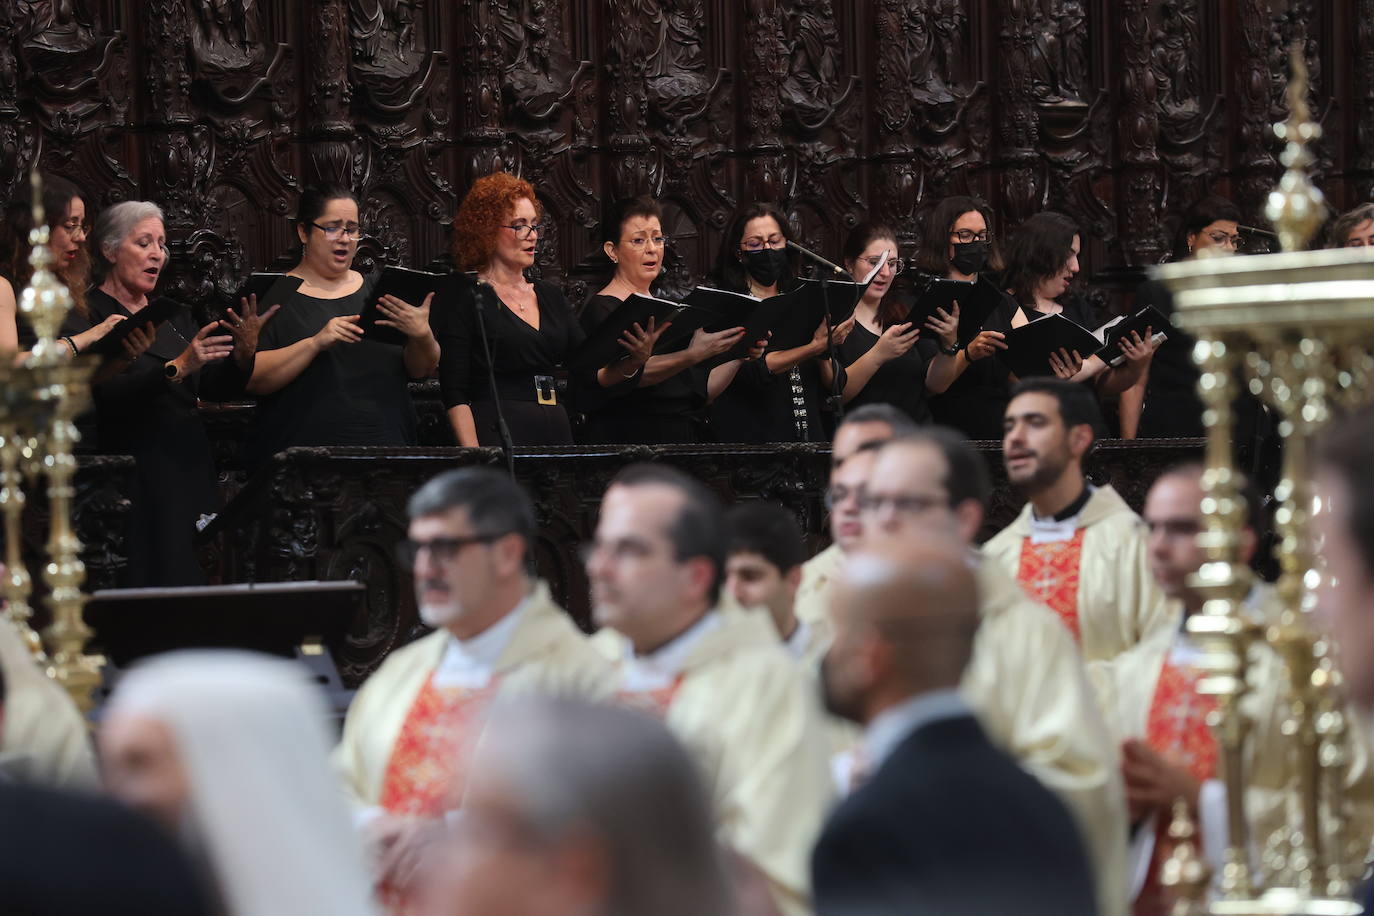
[1328,202,1374,249]
[89,201,166,284]
[407,467,535,542]
[475,696,737,916]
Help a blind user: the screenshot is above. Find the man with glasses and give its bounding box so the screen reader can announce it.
[861,428,1130,916]
[793,405,918,648]
[587,464,833,916]
[334,468,613,901]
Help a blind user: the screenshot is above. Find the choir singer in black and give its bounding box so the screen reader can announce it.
[578,196,744,444]
[244,185,439,468]
[433,173,659,447]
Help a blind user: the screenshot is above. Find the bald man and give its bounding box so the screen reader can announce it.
[862,429,1128,916]
[812,533,1097,916]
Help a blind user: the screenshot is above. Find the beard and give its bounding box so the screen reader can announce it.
[419,600,463,628]
[1008,445,1071,496]
[819,654,864,724]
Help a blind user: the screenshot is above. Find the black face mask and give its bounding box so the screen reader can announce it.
[743,248,788,287]
[950,240,988,276]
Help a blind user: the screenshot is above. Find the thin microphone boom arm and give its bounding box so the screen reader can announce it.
[785,239,850,278]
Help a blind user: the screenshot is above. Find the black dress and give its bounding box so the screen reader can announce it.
[927,276,1018,440]
[1133,278,1204,438]
[576,293,706,445]
[709,357,832,443]
[433,279,635,446]
[836,317,940,424]
[87,288,249,587]
[245,275,418,468]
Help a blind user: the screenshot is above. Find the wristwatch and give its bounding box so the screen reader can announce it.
[940,342,962,356]
[164,361,181,381]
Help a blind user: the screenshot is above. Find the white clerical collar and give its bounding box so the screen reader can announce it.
[432,595,531,688]
[1172,583,1269,667]
[621,610,721,692]
[863,687,970,771]
[1028,484,1097,544]
[783,619,811,660]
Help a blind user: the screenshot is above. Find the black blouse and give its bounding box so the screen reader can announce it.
[837,317,939,425]
[246,274,418,467]
[435,279,595,408]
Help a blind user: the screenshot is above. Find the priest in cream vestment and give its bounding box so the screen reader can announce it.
[862,433,1132,916]
[587,466,834,916]
[0,613,98,788]
[1092,465,1374,912]
[333,470,613,905]
[984,381,1173,662]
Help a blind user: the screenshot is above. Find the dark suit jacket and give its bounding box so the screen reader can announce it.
[812,713,1098,916]
[0,782,214,915]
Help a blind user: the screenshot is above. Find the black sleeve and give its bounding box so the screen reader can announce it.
[434,282,478,409]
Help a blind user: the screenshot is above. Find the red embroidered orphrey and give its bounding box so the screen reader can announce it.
[1134,657,1219,916]
[1015,528,1087,641]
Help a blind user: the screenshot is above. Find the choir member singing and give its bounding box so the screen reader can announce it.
[433,173,656,447]
[1126,195,1242,439]
[916,195,1019,439]
[831,222,962,424]
[245,184,438,466]
[708,203,850,443]
[1001,211,1156,397]
[578,196,739,444]
[0,173,128,356]
[87,201,263,586]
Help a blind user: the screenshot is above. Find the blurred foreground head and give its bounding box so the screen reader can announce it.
[100,651,373,916]
[423,695,735,916]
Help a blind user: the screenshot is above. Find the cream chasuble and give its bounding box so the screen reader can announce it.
[969,559,1131,916]
[1091,585,1374,898]
[983,485,1174,663]
[607,607,835,916]
[333,581,615,813]
[794,542,843,639]
[0,617,98,789]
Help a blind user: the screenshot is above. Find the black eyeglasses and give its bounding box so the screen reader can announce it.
[503,223,545,240]
[309,221,363,240]
[397,534,502,567]
[950,229,991,244]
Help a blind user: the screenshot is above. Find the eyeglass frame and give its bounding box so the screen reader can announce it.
[309,221,364,240]
[502,223,546,240]
[740,235,788,252]
[1203,229,1242,249]
[950,229,991,244]
[856,491,951,516]
[396,532,505,567]
[57,220,90,237]
[859,255,906,275]
[620,234,669,250]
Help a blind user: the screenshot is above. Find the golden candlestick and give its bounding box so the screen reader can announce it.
[3,171,102,713]
[1155,45,1370,916]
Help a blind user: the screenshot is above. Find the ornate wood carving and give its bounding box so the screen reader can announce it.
[2,1,1364,333]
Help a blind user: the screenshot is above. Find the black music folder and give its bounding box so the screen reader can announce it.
[570,293,682,370]
[360,266,442,345]
[232,272,303,313]
[900,277,1004,344]
[656,286,764,352]
[1094,305,1172,367]
[996,313,1105,379]
[85,296,185,357]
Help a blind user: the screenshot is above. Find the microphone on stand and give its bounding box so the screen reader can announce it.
[783,241,851,422]
[786,239,851,278]
[466,272,517,478]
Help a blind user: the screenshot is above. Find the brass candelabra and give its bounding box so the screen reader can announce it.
[1,172,101,713]
[1155,48,1372,915]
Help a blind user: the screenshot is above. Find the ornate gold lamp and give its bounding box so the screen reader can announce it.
[1154,48,1373,915]
[1,172,102,712]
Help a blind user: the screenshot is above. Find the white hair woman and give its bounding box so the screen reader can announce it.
[86,201,270,586]
[100,651,376,916]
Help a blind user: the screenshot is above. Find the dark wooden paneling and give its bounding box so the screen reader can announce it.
[3,1,1365,314]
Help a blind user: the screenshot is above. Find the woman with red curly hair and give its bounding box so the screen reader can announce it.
[435,172,660,446]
